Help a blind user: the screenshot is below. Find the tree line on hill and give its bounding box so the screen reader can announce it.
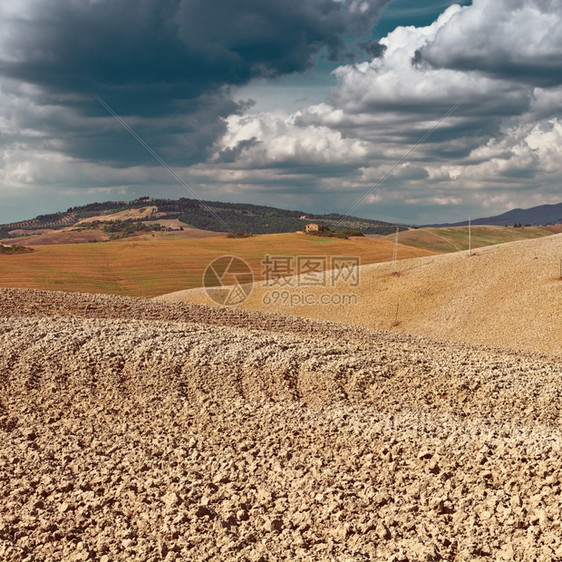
[76,220,164,240]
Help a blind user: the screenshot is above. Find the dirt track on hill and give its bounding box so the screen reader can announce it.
[1,288,562,561]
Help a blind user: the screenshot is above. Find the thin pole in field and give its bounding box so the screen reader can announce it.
[468,217,472,257]
[391,227,399,274]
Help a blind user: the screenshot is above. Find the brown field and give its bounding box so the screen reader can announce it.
[161,233,562,355]
[387,224,556,253]
[1,229,561,560]
[0,233,435,297]
[1,228,112,246]
[0,222,223,246]
[1,288,562,560]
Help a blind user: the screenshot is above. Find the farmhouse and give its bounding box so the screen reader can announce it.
[305,223,320,232]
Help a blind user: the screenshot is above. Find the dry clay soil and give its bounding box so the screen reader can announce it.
[1,288,562,561]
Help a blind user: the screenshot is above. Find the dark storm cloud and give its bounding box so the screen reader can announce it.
[216,137,261,164]
[0,0,389,166]
[0,0,390,116]
[358,40,387,59]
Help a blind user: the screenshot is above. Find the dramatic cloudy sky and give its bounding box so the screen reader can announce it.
[1,0,561,224]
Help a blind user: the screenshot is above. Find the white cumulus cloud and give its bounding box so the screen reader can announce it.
[215,112,369,167]
[419,0,562,85]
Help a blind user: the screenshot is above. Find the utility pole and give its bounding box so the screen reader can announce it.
[468,217,472,257]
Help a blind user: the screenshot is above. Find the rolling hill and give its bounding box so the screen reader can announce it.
[0,233,435,297]
[159,233,562,355]
[0,196,407,240]
[384,224,559,253]
[3,286,562,560]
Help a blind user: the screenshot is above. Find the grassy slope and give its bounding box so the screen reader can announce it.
[389,225,555,253]
[0,233,435,298]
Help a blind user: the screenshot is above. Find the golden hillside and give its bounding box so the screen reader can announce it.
[0,233,435,297]
[159,233,562,355]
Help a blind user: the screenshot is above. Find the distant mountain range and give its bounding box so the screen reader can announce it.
[0,197,407,237]
[425,202,562,227]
